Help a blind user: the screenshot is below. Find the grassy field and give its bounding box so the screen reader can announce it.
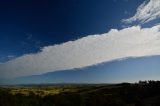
[0,81,160,106]
[1,84,113,96]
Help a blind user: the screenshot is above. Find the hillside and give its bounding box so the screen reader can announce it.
[0,81,160,106]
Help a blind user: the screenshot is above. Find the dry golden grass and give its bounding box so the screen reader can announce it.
[9,87,79,96]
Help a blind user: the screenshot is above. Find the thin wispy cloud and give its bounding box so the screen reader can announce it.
[21,34,43,49]
[122,0,160,24]
[0,55,16,63]
[1,25,160,78]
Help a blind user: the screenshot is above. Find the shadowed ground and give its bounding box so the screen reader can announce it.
[0,81,160,106]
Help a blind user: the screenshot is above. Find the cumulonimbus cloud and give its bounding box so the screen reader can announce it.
[122,0,160,24]
[0,25,160,78]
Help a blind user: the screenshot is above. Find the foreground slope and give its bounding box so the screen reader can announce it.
[0,81,160,106]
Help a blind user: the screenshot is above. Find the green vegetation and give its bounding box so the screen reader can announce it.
[0,81,160,106]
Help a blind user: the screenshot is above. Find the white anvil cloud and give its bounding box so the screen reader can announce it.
[122,0,160,24]
[0,25,160,78]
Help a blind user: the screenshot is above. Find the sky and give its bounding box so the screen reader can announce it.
[0,0,160,84]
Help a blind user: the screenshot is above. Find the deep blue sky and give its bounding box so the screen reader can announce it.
[0,0,144,61]
[1,0,160,83]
